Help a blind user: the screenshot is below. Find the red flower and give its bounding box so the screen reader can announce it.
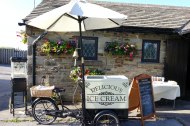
[66,43,71,48]
[85,69,90,75]
[129,52,133,60]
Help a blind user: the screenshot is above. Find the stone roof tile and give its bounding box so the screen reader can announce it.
[25,0,190,29]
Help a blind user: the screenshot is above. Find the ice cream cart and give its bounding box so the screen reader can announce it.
[84,75,131,125]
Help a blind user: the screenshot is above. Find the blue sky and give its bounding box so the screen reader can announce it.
[98,0,190,7]
[0,0,190,49]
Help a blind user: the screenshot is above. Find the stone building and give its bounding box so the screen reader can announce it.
[23,0,190,101]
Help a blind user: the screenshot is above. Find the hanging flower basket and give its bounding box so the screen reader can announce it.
[104,41,137,60]
[41,38,76,56]
[17,31,28,44]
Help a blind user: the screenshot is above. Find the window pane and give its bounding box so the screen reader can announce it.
[81,37,98,60]
[142,40,160,63]
[83,40,96,58]
[144,42,158,60]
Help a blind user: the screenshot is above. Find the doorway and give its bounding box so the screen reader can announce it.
[165,38,189,99]
[185,43,190,99]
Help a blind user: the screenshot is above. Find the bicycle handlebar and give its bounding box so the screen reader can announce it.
[53,88,65,93]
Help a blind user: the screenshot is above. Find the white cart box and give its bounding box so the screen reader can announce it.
[10,57,27,78]
[85,75,130,109]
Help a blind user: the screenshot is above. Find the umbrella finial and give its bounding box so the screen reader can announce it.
[70,0,86,3]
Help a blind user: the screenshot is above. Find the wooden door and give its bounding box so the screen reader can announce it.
[164,38,189,97]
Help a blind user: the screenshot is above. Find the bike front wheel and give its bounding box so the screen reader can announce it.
[32,98,58,125]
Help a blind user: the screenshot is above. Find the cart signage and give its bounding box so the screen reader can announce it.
[85,75,130,109]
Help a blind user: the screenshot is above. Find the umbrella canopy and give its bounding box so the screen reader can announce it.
[27,0,127,32]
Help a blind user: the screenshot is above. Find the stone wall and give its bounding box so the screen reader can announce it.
[27,27,167,101]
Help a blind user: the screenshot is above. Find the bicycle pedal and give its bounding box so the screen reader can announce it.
[62,112,72,118]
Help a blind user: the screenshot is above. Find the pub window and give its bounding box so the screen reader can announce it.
[81,37,98,60]
[141,40,160,63]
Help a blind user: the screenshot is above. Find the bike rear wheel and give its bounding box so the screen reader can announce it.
[32,98,58,125]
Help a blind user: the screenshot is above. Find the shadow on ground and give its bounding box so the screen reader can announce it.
[0,65,11,111]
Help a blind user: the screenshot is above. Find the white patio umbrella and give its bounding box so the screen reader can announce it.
[27,0,127,32]
[26,0,127,124]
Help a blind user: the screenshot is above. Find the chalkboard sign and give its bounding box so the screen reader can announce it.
[131,74,156,126]
[138,78,154,117]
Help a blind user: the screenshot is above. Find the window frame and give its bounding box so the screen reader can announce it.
[141,40,160,63]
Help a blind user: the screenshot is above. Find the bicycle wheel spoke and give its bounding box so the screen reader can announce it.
[43,101,54,109]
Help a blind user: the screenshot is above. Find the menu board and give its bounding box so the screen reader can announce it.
[138,78,154,117]
[132,74,156,126]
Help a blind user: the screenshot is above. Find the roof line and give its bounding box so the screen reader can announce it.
[94,0,190,10]
[178,20,190,35]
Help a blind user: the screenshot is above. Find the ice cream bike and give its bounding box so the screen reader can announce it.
[31,74,131,125]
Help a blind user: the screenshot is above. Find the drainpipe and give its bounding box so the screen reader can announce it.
[32,31,48,85]
[32,43,36,85]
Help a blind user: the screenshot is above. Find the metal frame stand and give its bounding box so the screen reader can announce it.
[173,100,176,109]
[10,78,27,116]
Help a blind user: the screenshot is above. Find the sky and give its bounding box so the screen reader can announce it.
[0,0,42,50]
[0,0,190,50]
[98,0,190,7]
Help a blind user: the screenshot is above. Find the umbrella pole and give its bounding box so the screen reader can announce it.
[78,16,86,126]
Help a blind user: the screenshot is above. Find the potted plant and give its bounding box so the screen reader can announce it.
[70,67,105,82]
